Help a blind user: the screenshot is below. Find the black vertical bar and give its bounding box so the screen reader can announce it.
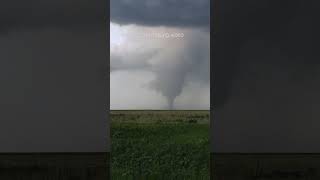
[210,0,216,179]
[106,0,111,178]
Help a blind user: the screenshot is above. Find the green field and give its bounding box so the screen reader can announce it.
[111,110,210,180]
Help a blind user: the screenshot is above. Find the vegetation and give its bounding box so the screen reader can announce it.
[111,110,210,180]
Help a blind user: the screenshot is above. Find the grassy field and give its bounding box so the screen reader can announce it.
[111,110,210,180]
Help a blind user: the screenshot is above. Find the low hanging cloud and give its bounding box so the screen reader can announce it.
[110,50,155,72]
[111,0,210,28]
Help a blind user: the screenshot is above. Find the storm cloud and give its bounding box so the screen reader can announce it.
[111,0,209,27]
[110,48,155,72]
[110,0,209,109]
[110,23,209,109]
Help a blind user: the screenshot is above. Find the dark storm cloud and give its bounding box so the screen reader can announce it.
[110,0,210,27]
[0,0,106,32]
[110,0,210,109]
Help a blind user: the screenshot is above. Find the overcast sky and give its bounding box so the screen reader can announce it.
[110,0,210,110]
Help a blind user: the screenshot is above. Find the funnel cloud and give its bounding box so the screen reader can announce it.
[110,0,210,110]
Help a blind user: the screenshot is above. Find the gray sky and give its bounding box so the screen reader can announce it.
[110,0,210,110]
